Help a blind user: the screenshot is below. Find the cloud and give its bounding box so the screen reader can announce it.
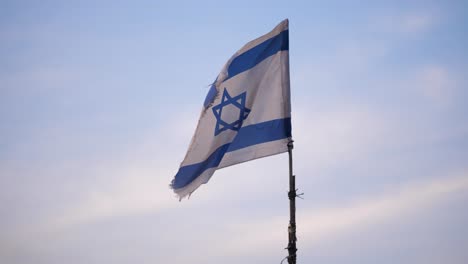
[51,167,177,228]
[398,13,435,33]
[299,172,468,243]
[412,65,457,106]
[221,171,468,256]
[48,110,203,229]
[374,11,438,34]
[293,106,387,171]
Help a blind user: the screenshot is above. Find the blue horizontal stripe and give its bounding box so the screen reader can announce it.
[228,117,291,152]
[171,117,292,189]
[227,30,289,81]
[203,30,289,109]
[172,144,230,189]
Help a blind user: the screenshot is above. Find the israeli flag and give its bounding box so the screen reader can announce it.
[171,19,292,199]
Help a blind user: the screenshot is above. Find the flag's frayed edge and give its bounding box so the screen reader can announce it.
[171,138,291,200]
[170,168,216,201]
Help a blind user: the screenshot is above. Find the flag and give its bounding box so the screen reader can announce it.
[171,19,292,199]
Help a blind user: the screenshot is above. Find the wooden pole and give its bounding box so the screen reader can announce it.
[287,140,297,264]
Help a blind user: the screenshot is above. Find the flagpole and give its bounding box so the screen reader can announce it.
[287,139,297,264]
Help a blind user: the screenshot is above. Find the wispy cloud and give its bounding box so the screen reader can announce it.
[49,110,203,229]
[373,11,438,34]
[412,64,457,106]
[222,172,468,255]
[52,168,177,228]
[398,13,436,33]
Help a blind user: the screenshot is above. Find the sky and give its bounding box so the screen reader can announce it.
[1,0,468,263]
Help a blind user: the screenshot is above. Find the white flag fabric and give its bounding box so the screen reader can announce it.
[171,19,292,199]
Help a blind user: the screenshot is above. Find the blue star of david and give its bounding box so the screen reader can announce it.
[212,88,251,136]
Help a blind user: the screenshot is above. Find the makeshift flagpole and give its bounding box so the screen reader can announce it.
[286,139,302,264]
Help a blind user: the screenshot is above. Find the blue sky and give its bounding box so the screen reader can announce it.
[1,1,468,263]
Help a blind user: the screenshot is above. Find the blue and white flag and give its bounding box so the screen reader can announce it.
[171,19,292,199]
